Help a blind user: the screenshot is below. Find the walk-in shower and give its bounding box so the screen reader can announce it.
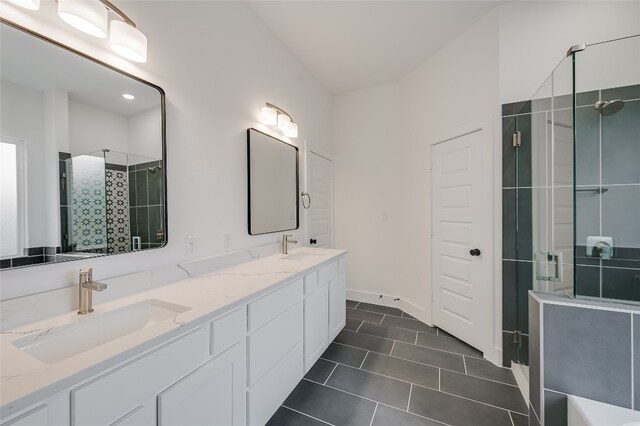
[60,149,165,256]
[501,34,640,382]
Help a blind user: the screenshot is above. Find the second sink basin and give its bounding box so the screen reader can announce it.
[281,250,325,261]
[12,299,190,364]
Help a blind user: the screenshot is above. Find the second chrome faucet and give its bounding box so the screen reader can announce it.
[280,234,298,255]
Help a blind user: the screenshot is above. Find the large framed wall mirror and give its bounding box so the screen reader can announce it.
[0,21,167,269]
[247,128,299,235]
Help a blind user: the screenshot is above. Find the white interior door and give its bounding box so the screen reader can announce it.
[307,151,333,248]
[431,129,492,352]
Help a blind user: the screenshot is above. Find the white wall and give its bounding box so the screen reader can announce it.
[334,11,501,356]
[334,82,403,302]
[334,1,639,363]
[500,1,640,103]
[0,79,48,249]
[128,107,162,161]
[43,88,69,247]
[68,100,129,156]
[0,1,333,299]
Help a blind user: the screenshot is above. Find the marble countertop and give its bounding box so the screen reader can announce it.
[0,247,346,417]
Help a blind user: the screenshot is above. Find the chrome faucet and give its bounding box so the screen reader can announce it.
[280,234,298,255]
[78,268,107,315]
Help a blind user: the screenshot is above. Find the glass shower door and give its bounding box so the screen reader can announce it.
[507,54,575,368]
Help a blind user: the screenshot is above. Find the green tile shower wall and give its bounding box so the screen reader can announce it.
[573,85,640,300]
[502,84,640,367]
[129,160,165,249]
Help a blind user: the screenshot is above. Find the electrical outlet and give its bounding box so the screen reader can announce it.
[185,236,198,255]
[223,233,231,250]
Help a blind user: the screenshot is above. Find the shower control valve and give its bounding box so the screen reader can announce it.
[586,236,614,260]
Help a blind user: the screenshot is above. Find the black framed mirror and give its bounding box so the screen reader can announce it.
[0,20,167,269]
[247,128,299,235]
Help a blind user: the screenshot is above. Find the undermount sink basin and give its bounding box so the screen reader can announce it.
[12,299,190,364]
[281,251,325,261]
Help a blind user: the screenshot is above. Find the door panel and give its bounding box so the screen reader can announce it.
[308,152,333,248]
[431,130,491,352]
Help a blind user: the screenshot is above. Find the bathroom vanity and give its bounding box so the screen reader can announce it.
[0,248,347,426]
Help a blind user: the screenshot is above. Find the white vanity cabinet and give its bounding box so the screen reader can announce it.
[1,395,69,426]
[246,279,304,426]
[329,273,347,341]
[1,252,347,426]
[303,256,347,371]
[303,270,329,372]
[70,308,246,426]
[158,343,245,426]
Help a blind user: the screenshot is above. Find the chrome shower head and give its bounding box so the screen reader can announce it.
[147,166,161,174]
[594,99,625,116]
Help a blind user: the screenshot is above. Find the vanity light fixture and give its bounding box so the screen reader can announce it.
[260,102,298,138]
[6,0,40,11]
[122,93,135,100]
[260,105,278,125]
[45,0,148,63]
[109,19,147,63]
[58,0,108,38]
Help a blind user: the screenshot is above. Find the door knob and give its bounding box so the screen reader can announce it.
[469,248,481,256]
[310,238,317,245]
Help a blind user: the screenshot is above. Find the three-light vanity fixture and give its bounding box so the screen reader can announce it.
[260,102,298,138]
[7,0,147,63]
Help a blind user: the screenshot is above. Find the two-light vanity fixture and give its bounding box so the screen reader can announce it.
[7,0,147,63]
[260,103,298,138]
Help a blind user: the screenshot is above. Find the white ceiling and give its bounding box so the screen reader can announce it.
[249,1,501,94]
[1,23,160,116]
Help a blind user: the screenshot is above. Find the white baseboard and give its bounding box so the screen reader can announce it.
[346,288,430,325]
[511,362,530,405]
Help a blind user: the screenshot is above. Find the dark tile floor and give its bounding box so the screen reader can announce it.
[267,301,528,426]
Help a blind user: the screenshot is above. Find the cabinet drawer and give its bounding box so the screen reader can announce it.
[247,342,303,426]
[338,256,346,274]
[318,261,338,287]
[71,327,209,426]
[303,270,318,295]
[248,302,303,387]
[210,307,245,357]
[2,405,47,426]
[248,279,302,332]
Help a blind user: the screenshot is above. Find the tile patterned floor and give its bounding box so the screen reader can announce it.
[267,301,528,426]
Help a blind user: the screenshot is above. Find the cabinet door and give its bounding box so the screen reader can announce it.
[158,344,246,426]
[304,285,329,372]
[109,404,155,426]
[329,273,346,341]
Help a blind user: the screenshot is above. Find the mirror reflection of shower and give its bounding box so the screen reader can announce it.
[60,149,164,256]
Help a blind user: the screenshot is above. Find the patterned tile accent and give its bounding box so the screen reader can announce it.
[69,156,107,251]
[105,170,130,254]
